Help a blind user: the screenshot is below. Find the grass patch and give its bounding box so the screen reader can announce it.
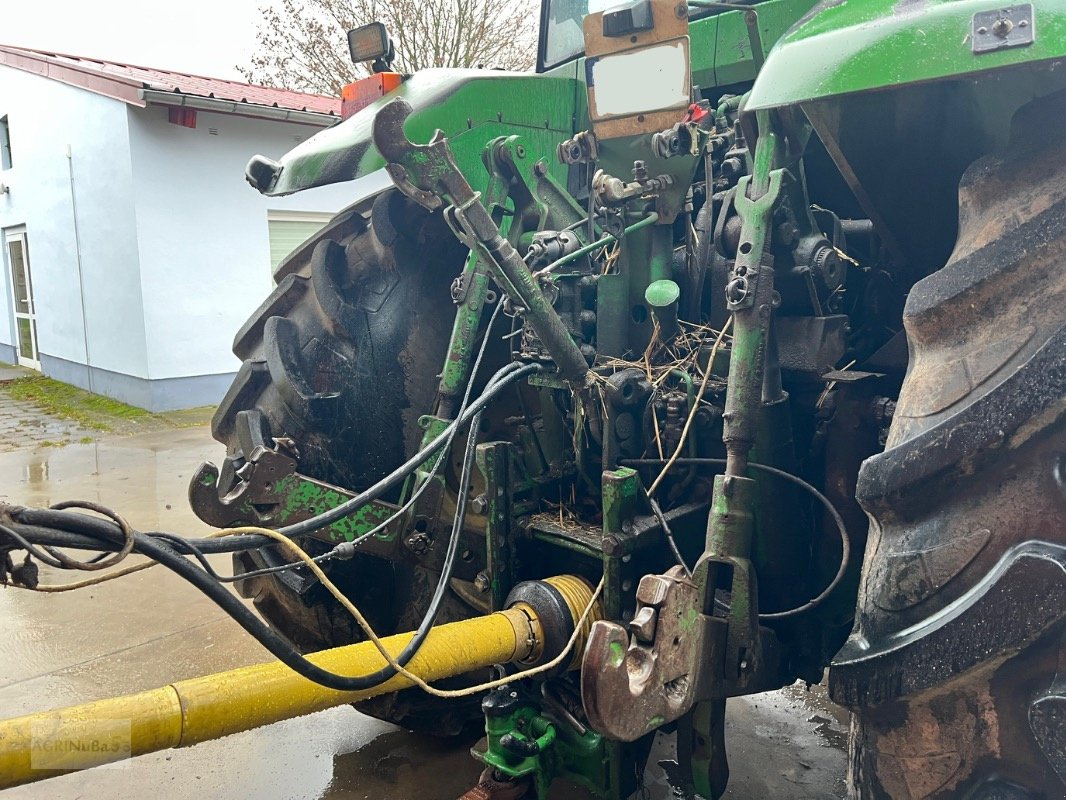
[2,376,151,431]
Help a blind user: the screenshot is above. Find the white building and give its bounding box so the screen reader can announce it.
[0,46,357,410]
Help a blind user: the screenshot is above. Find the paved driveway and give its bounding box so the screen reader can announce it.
[0,415,847,798]
[0,366,91,452]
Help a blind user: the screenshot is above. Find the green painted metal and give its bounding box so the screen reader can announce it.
[601,468,640,632]
[646,279,681,341]
[542,211,659,276]
[549,1,815,95]
[677,115,791,795]
[473,689,610,799]
[192,461,397,544]
[714,115,785,464]
[372,104,593,388]
[437,254,492,408]
[476,441,519,612]
[704,473,756,558]
[267,71,577,196]
[490,137,587,234]
[273,474,398,543]
[747,0,1066,110]
[601,468,639,537]
[414,414,451,475]
[694,0,819,89]
[677,699,728,800]
[644,279,680,308]
[434,138,522,410]
[262,2,824,203]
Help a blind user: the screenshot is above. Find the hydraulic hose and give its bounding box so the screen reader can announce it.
[8,361,540,556]
[9,520,457,692]
[1,363,542,692]
[278,360,536,539]
[621,456,851,620]
[6,517,423,692]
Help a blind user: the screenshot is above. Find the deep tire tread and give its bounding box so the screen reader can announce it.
[233,273,309,360]
[197,190,475,736]
[838,91,1066,799]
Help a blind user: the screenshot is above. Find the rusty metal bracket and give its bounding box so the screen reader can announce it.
[189,446,296,526]
[581,566,725,741]
[189,447,399,549]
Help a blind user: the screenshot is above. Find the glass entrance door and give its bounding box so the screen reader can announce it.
[6,230,39,369]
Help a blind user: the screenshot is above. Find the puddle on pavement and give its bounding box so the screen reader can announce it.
[0,427,221,531]
[642,680,848,800]
[0,427,848,799]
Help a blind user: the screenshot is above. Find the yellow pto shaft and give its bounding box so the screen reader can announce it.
[0,604,541,789]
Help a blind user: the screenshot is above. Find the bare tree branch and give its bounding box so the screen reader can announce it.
[239,0,538,95]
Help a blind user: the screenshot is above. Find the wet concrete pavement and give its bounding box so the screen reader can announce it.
[0,365,87,452]
[0,425,847,799]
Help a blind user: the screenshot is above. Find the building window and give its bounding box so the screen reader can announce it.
[267,211,332,273]
[0,116,11,170]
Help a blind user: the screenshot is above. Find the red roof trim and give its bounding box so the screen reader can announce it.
[0,45,340,117]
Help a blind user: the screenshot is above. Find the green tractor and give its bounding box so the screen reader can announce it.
[191,1,1066,797]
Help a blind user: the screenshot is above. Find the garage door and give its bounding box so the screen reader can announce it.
[267,213,333,272]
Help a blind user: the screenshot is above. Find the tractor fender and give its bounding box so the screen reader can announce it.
[249,68,581,197]
[746,0,1066,111]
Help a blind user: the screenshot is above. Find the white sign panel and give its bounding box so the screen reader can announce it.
[589,39,690,120]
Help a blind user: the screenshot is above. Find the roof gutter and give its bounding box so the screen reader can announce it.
[140,89,337,127]
[0,46,146,105]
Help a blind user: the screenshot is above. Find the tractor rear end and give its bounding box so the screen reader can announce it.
[2,1,1065,798]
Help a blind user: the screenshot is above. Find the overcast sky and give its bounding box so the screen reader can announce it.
[3,0,269,80]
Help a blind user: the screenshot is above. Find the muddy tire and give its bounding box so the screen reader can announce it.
[830,94,1066,797]
[201,190,484,734]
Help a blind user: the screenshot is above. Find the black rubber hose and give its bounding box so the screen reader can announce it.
[151,531,336,583]
[2,524,120,552]
[11,509,261,554]
[4,361,542,691]
[8,402,497,691]
[3,520,404,690]
[0,522,68,567]
[131,532,421,690]
[11,362,540,555]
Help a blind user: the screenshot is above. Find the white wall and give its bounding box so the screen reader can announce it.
[0,62,363,409]
[0,66,148,377]
[127,106,358,380]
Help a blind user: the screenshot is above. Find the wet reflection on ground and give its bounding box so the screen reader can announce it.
[0,428,846,799]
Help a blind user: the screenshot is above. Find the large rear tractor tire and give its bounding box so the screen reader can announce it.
[195,190,484,734]
[830,93,1066,797]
